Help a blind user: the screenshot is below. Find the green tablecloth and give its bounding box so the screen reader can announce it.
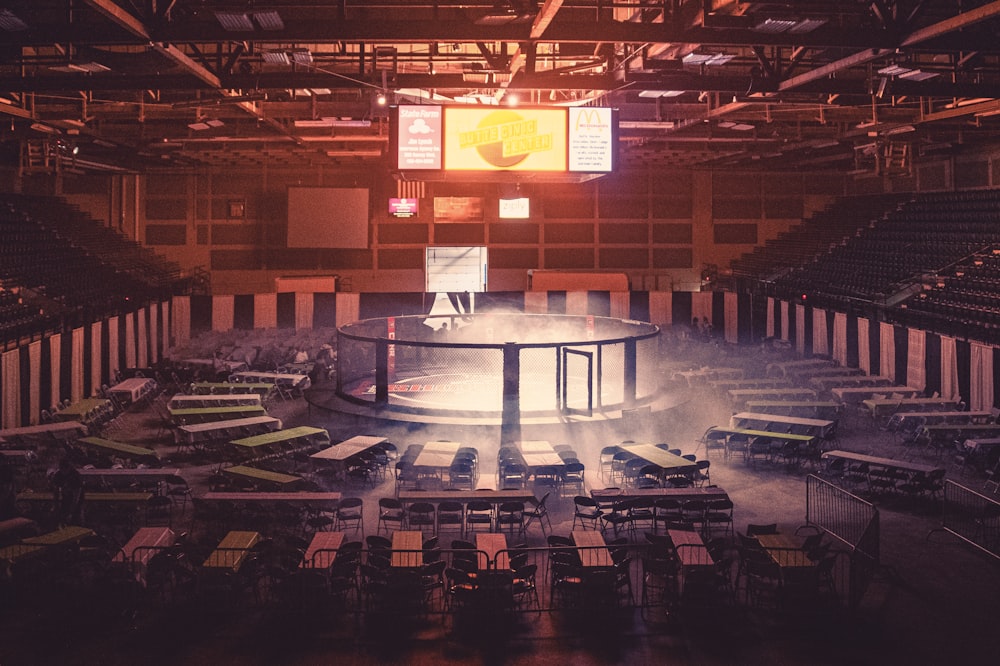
[221,465,302,487]
[230,426,328,449]
[78,436,159,458]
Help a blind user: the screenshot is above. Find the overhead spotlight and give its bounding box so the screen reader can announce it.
[376,92,387,106]
[505,93,519,107]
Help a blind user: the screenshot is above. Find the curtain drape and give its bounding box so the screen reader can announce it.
[857,317,870,374]
[812,308,828,356]
[149,303,159,364]
[171,295,190,349]
[137,309,148,369]
[795,305,806,355]
[567,292,588,315]
[49,333,61,411]
[766,297,775,339]
[0,349,21,428]
[940,335,958,400]
[970,343,994,411]
[691,292,713,330]
[71,327,85,402]
[107,316,119,381]
[724,292,738,344]
[2,349,20,428]
[610,292,629,320]
[124,312,136,370]
[832,312,847,366]
[336,293,361,328]
[295,293,314,330]
[254,293,278,329]
[879,322,895,381]
[161,300,171,356]
[28,341,41,426]
[647,292,670,326]
[907,328,926,391]
[90,321,103,393]
[212,295,235,332]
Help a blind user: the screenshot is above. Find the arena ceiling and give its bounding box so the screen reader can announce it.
[2,1,1000,175]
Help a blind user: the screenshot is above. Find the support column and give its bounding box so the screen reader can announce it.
[624,337,637,409]
[501,342,521,448]
[375,339,389,406]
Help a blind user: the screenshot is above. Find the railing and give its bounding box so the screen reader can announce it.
[804,474,880,609]
[940,479,1000,560]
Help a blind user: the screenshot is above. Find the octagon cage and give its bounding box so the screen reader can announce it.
[336,313,660,417]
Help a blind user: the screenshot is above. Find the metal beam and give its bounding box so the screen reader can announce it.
[7,20,903,51]
[84,0,298,145]
[151,43,222,89]
[901,0,1000,46]
[82,0,151,41]
[922,99,1000,122]
[531,0,564,39]
[779,49,893,92]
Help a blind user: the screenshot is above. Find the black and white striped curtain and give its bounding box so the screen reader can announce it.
[0,301,171,429]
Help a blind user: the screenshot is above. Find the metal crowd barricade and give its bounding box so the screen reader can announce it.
[939,479,1000,560]
[804,473,880,609]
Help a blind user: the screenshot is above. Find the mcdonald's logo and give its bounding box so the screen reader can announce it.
[574,108,609,132]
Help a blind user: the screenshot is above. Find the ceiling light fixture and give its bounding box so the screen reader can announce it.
[188,118,225,131]
[261,51,291,65]
[897,69,939,81]
[214,11,254,31]
[262,48,312,66]
[289,49,313,65]
[293,119,333,128]
[252,10,284,31]
[474,2,534,26]
[752,17,828,34]
[885,124,915,136]
[30,122,60,134]
[48,62,111,73]
[878,64,911,76]
[683,52,734,66]
[752,18,797,34]
[787,18,828,34]
[638,90,685,98]
[0,9,28,31]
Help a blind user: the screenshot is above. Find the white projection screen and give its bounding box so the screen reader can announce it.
[287,187,370,248]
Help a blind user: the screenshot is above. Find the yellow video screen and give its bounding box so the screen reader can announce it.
[444,107,568,171]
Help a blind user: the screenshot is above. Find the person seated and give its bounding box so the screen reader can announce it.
[51,459,84,526]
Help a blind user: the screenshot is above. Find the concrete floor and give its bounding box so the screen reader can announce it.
[2,342,999,665]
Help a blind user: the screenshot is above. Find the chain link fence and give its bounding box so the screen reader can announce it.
[337,314,659,416]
